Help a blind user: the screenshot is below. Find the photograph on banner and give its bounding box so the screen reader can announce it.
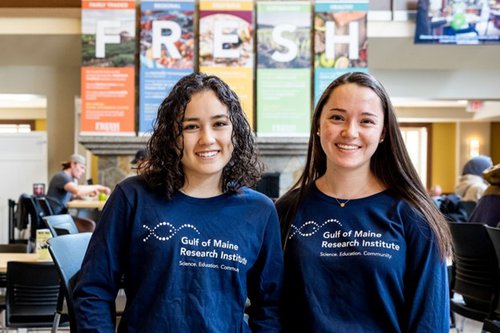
[139,0,195,134]
[82,1,136,67]
[256,1,311,136]
[81,0,136,135]
[414,0,500,44]
[313,1,368,105]
[199,1,253,67]
[199,1,255,126]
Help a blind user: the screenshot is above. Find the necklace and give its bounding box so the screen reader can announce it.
[334,197,350,208]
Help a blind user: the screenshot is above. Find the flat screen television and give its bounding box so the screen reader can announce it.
[414,0,500,44]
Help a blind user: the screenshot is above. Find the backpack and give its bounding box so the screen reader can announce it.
[439,194,469,222]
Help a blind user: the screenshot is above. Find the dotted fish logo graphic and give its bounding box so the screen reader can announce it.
[142,222,200,242]
[289,218,342,239]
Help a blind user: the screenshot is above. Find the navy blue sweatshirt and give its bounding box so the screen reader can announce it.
[73,176,283,332]
[276,183,449,333]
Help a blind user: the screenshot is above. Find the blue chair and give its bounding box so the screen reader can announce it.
[42,214,79,237]
[48,233,92,333]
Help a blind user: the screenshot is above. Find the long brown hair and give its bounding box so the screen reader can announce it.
[281,72,451,259]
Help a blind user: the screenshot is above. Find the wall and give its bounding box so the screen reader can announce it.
[35,119,46,131]
[431,123,456,193]
[491,122,500,165]
[457,122,491,174]
[0,66,80,179]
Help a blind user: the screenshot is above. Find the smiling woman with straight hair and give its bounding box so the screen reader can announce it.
[73,72,283,333]
[276,72,451,333]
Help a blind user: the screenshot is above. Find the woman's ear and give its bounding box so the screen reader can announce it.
[380,128,386,143]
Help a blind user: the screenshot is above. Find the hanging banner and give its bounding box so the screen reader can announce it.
[414,0,500,44]
[81,0,136,135]
[199,1,255,127]
[314,1,368,105]
[256,1,311,136]
[139,0,195,135]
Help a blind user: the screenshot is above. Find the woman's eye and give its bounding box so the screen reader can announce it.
[361,119,376,125]
[214,121,229,128]
[329,115,343,121]
[183,124,198,131]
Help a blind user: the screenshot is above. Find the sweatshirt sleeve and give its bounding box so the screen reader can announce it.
[246,206,284,333]
[402,208,449,333]
[73,184,131,333]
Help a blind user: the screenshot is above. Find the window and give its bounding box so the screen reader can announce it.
[399,123,432,188]
[0,120,34,133]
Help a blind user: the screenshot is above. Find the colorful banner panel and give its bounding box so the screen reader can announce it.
[81,0,136,135]
[199,1,255,127]
[139,0,195,134]
[414,0,500,44]
[256,2,311,136]
[314,1,368,105]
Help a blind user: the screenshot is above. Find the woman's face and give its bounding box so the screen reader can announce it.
[317,83,385,174]
[180,90,234,185]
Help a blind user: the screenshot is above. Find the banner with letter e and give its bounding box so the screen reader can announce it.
[81,0,136,135]
[199,0,255,127]
[256,1,311,136]
[313,0,368,105]
[139,0,195,135]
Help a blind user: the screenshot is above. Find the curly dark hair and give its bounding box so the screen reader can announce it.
[139,72,263,199]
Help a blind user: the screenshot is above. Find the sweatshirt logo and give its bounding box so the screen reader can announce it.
[142,221,200,242]
[289,218,342,239]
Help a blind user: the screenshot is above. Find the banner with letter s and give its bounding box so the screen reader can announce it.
[199,0,255,127]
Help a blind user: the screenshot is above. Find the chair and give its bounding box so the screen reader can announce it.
[48,233,125,332]
[36,196,55,216]
[0,243,29,330]
[73,216,96,233]
[48,233,92,332]
[16,194,45,242]
[448,222,499,326]
[42,214,79,237]
[460,200,477,219]
[483,226,500,332]
[5,261,68,330]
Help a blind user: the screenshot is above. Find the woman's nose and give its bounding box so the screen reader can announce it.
[199,128,216,145]
[341,121,359,138]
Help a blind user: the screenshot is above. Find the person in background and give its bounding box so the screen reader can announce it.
[130,147,148,167]
[469,163,500,226]
[455,155,493,202]
[428,184,444,208]
[276,72,451,332]
[73,73,283,332]
[46,153,111,214]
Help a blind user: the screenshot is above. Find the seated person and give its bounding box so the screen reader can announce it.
[455,155,492,202]
[428,184,444,208]
[131,148,148,167]
[469,164,500,227]
[47,154,111,214]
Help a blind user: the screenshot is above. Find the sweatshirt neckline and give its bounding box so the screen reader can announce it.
[175,190,232,205]
[311,181,389,205]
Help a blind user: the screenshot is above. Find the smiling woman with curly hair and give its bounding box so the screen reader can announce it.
[73,72,283,333]
[141,72,263,198]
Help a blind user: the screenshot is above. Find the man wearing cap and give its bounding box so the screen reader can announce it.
[131,148,148,166]
[47,153,111,214]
